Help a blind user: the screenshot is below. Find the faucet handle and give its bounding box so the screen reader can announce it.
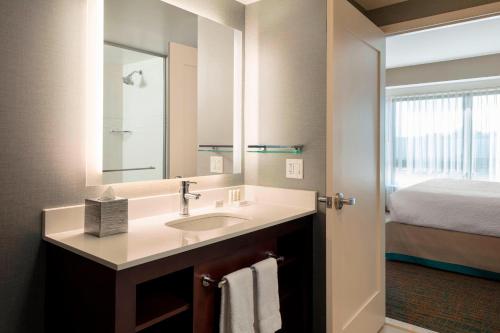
[181,180,197,188]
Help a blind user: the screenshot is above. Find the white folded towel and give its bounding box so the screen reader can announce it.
[251,258,282,333]
[219,267,255,333]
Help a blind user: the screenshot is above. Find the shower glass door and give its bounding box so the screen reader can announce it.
[103,43,166,184]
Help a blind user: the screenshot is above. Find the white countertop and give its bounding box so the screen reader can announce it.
[43,186,317,270]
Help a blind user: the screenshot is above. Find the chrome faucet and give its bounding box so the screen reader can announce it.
[179,181,201,216]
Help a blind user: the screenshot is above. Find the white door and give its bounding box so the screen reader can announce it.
[326,1,386,332]
[169,42,198,178]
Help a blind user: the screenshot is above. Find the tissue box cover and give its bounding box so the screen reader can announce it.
[84,198,128,237]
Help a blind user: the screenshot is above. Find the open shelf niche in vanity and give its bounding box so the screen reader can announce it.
[135,268,193,332]
[43,185,317,333]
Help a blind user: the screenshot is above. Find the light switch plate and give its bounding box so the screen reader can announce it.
[286,159,303,179]
[210,156,224,173]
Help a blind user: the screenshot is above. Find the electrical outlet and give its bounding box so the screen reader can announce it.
[286,159,303,179]
[210,156,224,173]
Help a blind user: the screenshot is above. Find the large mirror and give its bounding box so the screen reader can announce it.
[96,0,242,185]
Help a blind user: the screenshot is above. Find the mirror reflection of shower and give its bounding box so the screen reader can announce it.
[122,70,143,86]
[103,43,165,184]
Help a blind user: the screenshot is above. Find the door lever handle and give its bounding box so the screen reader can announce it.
[334,193,356,210]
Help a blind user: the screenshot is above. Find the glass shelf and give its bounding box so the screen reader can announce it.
[246,145,304,154]
[198,145,233,153]
[198,149,233,152]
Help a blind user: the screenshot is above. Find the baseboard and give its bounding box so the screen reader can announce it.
[384,318,438,333]
[386,253,500,281]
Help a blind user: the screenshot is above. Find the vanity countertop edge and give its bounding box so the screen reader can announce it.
[42,185,317,271]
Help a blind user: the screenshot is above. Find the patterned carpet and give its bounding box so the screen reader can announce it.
[386,260,500,333]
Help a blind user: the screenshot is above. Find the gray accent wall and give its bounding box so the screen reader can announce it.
[245,0,327,331]
[0,0,244,332]
[244,0,326,193]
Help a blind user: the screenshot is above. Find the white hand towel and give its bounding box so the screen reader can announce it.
[219,267,255,333]
[251,258,282,333]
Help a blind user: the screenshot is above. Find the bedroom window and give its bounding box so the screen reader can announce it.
[386,89,500,190]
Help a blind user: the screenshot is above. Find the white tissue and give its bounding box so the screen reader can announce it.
[100,186,116,201]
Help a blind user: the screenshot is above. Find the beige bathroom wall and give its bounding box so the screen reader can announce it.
[0,0,244,332]
[387,53,500,87]
[197,17,236,176]
[245,0,327,332]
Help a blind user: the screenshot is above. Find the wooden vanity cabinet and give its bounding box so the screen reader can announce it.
[46,216,313,333]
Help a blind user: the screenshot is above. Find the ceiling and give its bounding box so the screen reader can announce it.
[387,15,500,68]
[353,0,407,10]
[236,0,407,9]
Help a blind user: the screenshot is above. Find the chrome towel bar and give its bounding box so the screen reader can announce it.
[110,130,133,134]
[201,251,284,288]
[103,166,156,173]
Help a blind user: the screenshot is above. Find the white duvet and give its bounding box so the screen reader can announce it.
[389,179,500,237]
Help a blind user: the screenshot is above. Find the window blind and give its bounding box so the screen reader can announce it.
[386,88,500,190]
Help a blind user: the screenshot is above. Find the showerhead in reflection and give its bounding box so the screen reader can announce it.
[122,70,143,86]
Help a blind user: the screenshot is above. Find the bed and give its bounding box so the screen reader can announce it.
[387,179,500,280]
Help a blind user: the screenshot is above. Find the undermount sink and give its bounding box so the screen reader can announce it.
[166,213,249,232]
